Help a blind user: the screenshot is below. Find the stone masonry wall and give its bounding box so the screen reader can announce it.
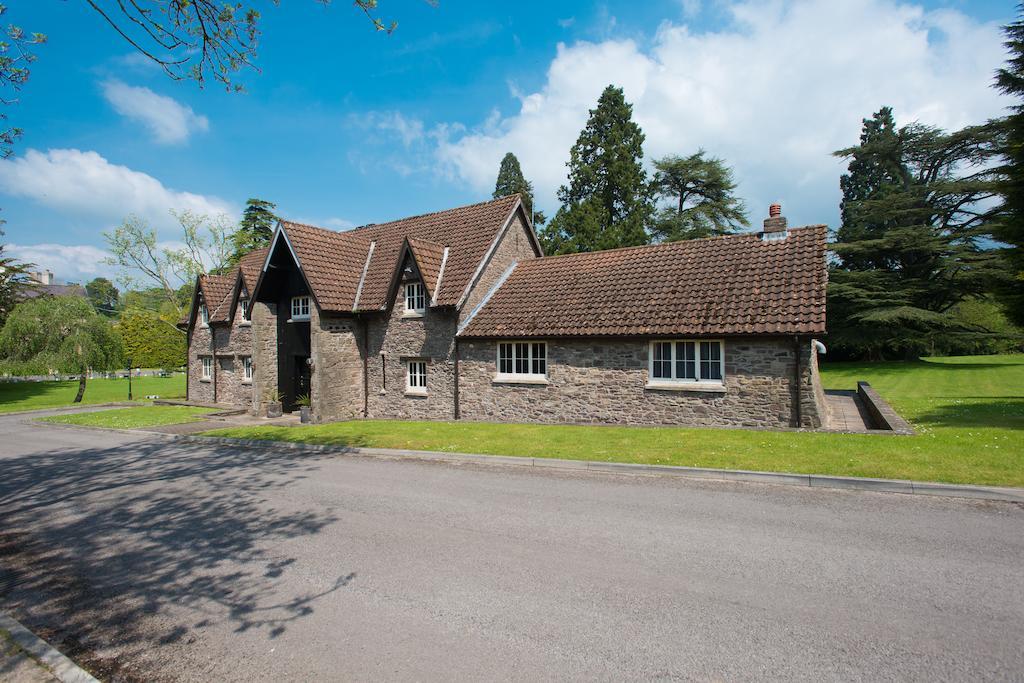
[310,307,364,422]
[365,282,458,420]
[188,324,214,404]
[187,311,255,407]
[457,337,824,429]
[459,212,539,324]
[251,301,278,413]
[803,339,828,429]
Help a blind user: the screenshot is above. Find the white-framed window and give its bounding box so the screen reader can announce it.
[648,340,724,384]
[201,356,213,380]
[200,303,209,327]
[404,281,425,315]
[239,298,249,321]
[406,360,427,394]
[290,295,311,320]
[242,356,253,381]
[495,341,547,381]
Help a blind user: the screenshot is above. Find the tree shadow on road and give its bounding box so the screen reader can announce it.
[0,436,349,681]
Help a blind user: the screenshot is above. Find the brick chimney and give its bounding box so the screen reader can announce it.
[761,203,788,241]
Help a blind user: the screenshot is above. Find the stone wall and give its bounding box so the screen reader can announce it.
[251,301,278,413]
[365,280,458,420]
[457,336,826,429]
[804,340,828,429]
[187,315,255,407]
[188,324,214,404]
[459,212,539,324]
[310,307,365,422]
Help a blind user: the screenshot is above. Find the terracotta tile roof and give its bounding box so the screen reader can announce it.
[276,195,524,313]
[199,273,237,324]
[278,221,374,312]
[238,247,268,293]
[349,195,522,310]
[406,238,446,299]
[459,226,828,338]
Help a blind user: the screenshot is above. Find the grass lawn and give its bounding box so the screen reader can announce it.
[39,405,215,429]
[0,375,185,413]
[202,354,1024,488]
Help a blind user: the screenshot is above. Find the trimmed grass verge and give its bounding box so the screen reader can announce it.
[40,405,215,429]
[201,354,1023,488]
[0,375,185,413]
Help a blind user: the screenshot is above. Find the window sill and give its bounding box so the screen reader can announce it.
[404,389,427,397]
[199,378,212,383]
[645,381,725,393]
[239,321,252,327]
[493,374,549,385]
[402,311,425,319]
[242,379,252,385]
[287,317,310,323]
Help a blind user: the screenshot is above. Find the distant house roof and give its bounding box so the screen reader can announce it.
[458,225,828,338]
[18,283,87,301]
[272,195,533,313]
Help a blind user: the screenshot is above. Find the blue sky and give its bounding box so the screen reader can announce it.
[0,0,1014,283]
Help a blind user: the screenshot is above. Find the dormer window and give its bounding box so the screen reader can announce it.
[200,303,209,327]
[404,281,425,316]
[290,296,311,321]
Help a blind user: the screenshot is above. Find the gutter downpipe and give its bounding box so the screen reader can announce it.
[454,337,461,420]
[793,335,802,428]
[362,317,369,418]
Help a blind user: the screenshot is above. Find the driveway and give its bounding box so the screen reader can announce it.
[1,411,1022,681]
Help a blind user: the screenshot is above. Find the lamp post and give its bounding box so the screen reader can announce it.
[127,359,133,401]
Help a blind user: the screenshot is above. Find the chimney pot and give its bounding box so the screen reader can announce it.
[762,203,788,237]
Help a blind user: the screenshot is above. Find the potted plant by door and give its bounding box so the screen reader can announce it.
[296,393,312,423]
[264,389,284,418]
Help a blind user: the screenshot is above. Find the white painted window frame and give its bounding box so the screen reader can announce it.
[406,359,427,395]
[404,281,425,317]
[200,303,209,327]
[239,298,249,322]
[242,356,253,382]
[494,341,548,384]
[646,339,725,391]
[201,356,213,380]
[290,295,311,321]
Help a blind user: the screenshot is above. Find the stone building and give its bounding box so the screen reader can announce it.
[184,195,830,429]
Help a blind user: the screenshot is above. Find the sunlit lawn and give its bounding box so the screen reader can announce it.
[0,374,186,413]
[39,405,215,429]
[201,355,1024,488]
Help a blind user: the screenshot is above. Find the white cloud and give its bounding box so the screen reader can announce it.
[101,79,209,144]
[7,243,115,283]
[435,0,1008,229]
[359,110,425,147]
[0,148,236,235]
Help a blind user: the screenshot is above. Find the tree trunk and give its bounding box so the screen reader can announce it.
[74,372,87,403]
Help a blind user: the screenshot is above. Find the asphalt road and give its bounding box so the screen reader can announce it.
[0,410,1022,681]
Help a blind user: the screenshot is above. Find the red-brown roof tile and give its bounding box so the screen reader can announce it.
[278,221,374,312]
[459,226,828,338]
[199,273,236,324]
[406,238,446,299]
[238,247,268,294]
[277,195,524,313]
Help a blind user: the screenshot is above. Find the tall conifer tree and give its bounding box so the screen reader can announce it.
[541,85,651,254]
[829,108,1006,358]
[493,152,545,225]
[229,198,278,265]
[994,6,1024,326]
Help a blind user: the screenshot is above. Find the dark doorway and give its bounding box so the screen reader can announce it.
[292,355,311,412]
